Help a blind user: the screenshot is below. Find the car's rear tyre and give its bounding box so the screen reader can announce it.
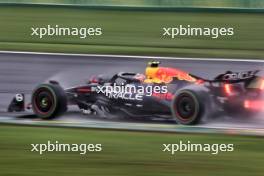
[171,90,204,125]
[32,83,67,119]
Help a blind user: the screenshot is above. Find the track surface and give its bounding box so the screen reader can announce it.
[0,52,264,133]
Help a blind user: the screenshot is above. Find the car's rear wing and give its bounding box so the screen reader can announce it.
[191,70,260,84]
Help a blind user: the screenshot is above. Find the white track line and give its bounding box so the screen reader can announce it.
[0,50,263,63]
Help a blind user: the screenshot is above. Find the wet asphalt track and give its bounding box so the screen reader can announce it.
[0,52,264,132]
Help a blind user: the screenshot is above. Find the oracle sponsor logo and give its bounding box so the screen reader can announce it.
[222,71,257,81]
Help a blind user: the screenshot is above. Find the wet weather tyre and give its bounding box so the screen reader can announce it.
[32,83,67,119]
[171,90,204,125]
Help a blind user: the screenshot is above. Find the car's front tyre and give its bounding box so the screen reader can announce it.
[32,83,67,119]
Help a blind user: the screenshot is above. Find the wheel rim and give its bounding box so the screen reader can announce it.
[175,93,197,121]
[33,88,55,115]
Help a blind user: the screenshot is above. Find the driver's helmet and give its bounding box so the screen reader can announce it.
[144,61,161,83]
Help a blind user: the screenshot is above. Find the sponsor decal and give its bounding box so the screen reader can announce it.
[222,71,258,81]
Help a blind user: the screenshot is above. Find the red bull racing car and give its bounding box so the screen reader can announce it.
[8,61,264,125]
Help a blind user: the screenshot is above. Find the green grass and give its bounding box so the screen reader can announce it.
[0,125,264,176]
[0,5,263,58]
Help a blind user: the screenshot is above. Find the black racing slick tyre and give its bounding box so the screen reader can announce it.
[171,90,204,125]
[32,83,67,119]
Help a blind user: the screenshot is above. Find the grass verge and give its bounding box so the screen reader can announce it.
[0,5,263,58]
[0,125,263,176]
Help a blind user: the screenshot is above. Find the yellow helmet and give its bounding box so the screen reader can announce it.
[147,61,160,67]
[145,61,160,80]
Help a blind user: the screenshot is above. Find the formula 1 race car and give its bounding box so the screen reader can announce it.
[8,61,264,125]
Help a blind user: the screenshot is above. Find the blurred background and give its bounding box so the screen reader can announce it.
[2,0,264,8]
[0,0,263,58]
